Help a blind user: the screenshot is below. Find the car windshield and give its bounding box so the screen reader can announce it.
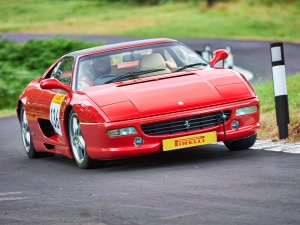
[76,42,208,90]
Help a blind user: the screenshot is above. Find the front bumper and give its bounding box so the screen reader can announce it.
[80,98,260,160]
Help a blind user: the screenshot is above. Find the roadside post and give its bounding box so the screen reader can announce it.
[202,45,212,62]
[270,42,290,139]
[225,46,234,69]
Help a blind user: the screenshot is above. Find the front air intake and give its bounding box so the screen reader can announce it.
[141,111,231,136]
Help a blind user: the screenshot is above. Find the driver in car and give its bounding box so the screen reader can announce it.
[78,56,112,89]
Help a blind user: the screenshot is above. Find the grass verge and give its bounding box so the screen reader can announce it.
[0,109,16,118]
[0,1,299,42]
[254,73,300,142]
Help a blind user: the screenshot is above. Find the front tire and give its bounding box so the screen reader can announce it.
[68,109,95,169]
[224,134,257,151]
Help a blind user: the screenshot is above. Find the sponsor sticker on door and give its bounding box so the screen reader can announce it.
[162,131,217,151]
[50,94,65,136]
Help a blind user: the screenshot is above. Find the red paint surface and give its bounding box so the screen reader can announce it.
[17,38,260,160]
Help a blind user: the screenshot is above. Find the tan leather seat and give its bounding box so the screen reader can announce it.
[138,53,171,77]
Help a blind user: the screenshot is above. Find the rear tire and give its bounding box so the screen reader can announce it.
[20,105,55,158]
[224,134,257,151]
[20,105,38,158]
[68,109,95,169]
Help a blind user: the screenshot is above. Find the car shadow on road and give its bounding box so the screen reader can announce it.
[90,144,260,172]
[31,143,260,171]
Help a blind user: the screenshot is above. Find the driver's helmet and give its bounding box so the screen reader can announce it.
[88,56,112,80]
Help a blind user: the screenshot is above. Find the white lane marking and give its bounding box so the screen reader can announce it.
[0,192,22,196]
[0,192,29,202]
[251,140,300,154]
[282,145,300,153]
[161,212,198,220]
[0,197,28,202]
[121,204,163,210]
[217,140,300,154]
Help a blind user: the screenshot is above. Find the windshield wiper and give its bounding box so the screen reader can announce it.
[105,69,166,84]
[175,63,207,72]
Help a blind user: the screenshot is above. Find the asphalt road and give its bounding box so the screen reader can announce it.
[1,116,300,225]
[2,33,300,84]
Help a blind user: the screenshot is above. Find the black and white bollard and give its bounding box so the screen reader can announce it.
[270,42,290,139]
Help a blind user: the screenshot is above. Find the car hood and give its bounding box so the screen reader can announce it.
[83,69,254,121]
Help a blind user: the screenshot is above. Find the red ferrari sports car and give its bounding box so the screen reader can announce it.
[17,38,260,169]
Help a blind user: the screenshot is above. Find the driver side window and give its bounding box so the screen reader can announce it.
[51,57,74,85]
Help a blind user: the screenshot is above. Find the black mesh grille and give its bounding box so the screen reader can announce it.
[141,111,231,136]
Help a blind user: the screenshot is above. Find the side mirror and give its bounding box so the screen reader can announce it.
[209,49,228,67]
[40,78,70,92]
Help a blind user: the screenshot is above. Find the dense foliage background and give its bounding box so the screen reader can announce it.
[0,38,103,109]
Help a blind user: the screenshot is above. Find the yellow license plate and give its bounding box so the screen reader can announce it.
[162,131,217,151]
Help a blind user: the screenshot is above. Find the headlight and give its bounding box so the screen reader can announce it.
[107,127,137,137]
[236,105,258,116]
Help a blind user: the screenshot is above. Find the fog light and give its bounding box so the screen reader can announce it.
[134,137,144,146]
[231,120,240,129]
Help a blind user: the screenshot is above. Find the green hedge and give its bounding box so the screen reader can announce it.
[0,37,103,109]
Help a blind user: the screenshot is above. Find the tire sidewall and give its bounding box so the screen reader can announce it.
[68,109,92,169]
[20,105,36,158]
